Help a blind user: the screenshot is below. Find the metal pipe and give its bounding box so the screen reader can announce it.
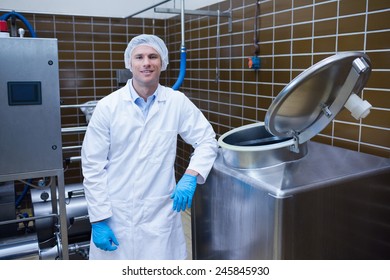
[180,0,185,47]
[0,234,40,260]
[254,0,260,56]
[172,0,186,90]
[155,8,231,17]
[215,10,220,83]
[60,104,96,109]
[61,126,87,134]
[40,243,60,260]
[68,241,90,253]
[64,156,81,164]
[69,156,81,163]
[68,241,90,259]
[126,0,172,18]
[62,145,82,151]
[0,213,58,226]
[56,171,69,260]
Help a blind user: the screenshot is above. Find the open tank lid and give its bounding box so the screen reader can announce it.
[265,52,371,144]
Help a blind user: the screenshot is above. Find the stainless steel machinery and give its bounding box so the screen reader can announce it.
[0,37,63,175]
[0,37,77,259]
[30,183,90,247]
[192,52,390,260]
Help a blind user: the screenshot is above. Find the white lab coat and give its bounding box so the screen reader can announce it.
[81,80,218,259]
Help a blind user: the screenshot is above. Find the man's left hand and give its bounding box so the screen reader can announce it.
[170,173,197,212]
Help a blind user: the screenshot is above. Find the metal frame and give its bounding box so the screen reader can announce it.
[126,0,172,18]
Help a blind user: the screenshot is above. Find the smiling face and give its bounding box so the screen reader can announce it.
[130,45,162,97]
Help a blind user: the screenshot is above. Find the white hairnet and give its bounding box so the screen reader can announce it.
[124,34,169,72]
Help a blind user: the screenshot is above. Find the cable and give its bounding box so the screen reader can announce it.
[15,180,31,207]
[253,0,260,56]
[248,1,261,70]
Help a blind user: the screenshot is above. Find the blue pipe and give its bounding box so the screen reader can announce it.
[15,179,31,207]
[172,47,186,90]
[1,11,37,37]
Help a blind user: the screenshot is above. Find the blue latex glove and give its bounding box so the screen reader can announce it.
[91,220,119,251]
[171,173,197,212]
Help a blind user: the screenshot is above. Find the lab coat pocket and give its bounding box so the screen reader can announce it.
[146,130,177,164]
[109,200,132,238]
[136,195,186,259]
[141,194,179,232]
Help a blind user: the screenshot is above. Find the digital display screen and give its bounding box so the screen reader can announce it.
[8,81,42,106]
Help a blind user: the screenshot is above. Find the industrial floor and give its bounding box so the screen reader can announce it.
[181,210,192,260]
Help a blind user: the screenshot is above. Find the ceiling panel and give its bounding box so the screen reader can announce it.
[0,0,226,19]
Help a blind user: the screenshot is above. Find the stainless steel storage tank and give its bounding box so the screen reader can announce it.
[191,52,390,260]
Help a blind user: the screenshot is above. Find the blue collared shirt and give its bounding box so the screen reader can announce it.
[129,84,157,120]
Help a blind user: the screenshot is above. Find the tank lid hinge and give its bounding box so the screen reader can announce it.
[289,133,300,153]
[320,103,333,118]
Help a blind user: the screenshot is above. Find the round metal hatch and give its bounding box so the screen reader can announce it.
[265,52,371,144]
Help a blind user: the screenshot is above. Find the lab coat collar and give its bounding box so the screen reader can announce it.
[121,79,167,124]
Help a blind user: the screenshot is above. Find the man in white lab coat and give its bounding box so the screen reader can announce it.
[81,34,218,259]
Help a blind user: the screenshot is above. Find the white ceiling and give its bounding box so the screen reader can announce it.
[0,0,226,19]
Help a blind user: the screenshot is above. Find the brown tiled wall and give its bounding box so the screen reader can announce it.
[2,0,389,184]
[165,0,390,176]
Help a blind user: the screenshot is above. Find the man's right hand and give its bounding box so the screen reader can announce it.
[91,220,119,251]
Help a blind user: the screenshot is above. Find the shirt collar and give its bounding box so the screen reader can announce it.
[129,79,159,102]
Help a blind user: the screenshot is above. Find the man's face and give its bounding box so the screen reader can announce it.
[131,45,162,88]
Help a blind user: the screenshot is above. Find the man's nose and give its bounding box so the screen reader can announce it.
[143,58,151,65]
